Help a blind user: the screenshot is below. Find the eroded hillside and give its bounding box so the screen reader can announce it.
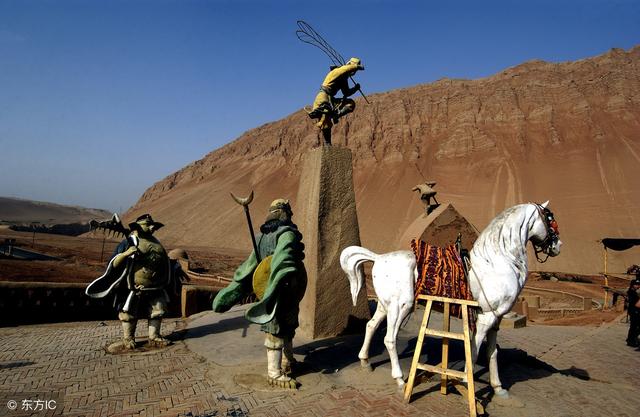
[127,46,640,275]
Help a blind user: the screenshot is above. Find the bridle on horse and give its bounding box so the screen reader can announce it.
[532,204,560,263]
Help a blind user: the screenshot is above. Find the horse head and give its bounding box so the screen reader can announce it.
[530,201,562,262]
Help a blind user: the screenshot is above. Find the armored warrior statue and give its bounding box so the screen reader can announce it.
[86,214,176,349]
[213,198,307,389]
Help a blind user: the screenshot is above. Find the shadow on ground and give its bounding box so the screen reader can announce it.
[181,315,252,340]
[406,341,592,416]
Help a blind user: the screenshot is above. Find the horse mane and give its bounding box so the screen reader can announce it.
[471,204,537,274]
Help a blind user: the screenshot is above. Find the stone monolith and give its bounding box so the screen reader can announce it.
[296,146,370,339]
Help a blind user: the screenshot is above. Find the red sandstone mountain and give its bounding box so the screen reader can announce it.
[127,47,640,275]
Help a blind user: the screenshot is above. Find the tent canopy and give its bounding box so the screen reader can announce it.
[601,238,640,251]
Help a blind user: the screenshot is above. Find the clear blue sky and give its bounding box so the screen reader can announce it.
[1,0,638,212]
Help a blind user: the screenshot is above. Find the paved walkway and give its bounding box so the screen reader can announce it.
[0,305,638,417]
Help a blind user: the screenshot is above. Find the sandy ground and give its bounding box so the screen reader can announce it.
[0,228,247,284]
[0,229,633,327]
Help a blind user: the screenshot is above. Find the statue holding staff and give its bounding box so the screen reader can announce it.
[213,195,307,389]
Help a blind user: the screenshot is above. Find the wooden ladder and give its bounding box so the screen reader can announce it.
[403,294,480,417]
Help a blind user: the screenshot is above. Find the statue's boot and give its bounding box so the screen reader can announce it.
[148,318,171,347]
[321,128,332,146]
[281,339,297,375]
[122,320,137,350]
[332,103,355,123]
[306,107,322,120]
[267,348,298,389]
[332,107,348,123]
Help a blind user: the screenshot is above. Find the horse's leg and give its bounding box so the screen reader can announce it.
[384,301,412,391]
[486,325,526,407]
[358,301,386,371]
[467,311,497,381]
[485,326,506,396]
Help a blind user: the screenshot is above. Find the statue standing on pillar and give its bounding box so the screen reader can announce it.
[212,199,307,389]
[307,58,365,146]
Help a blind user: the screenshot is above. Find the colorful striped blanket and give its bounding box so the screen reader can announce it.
[411,239,476,319]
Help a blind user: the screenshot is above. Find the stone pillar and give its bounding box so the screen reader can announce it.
[524,295,541,309]
[583,297,592,311]
[296,146,370,339]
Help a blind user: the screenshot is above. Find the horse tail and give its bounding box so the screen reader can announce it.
[340,245,377,306]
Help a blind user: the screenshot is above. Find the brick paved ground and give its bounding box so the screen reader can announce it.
[0,318,434,417]
[0,310,638,417]
[494,319,639,417]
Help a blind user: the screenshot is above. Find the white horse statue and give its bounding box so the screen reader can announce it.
[340,247,417,389]
[340,201,562,395]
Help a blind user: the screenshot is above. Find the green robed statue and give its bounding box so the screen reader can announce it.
[212,199,307,389]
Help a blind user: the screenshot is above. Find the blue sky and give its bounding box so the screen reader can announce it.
[1,0,638,212]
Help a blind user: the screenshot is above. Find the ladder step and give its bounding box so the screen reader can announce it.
[417,363,466,380]
[417,294,480,306]
[423,328,465,340]
[406,295,477,416]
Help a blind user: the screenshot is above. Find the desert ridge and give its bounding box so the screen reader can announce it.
[124,46,640,276]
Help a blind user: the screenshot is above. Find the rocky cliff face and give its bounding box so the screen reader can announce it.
[128,46,640,275]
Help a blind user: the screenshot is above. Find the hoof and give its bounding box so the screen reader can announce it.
[395,379,405,393]
[267,375,298,390]
[493,389,525,408]
[148,337,172,348]
[360,359,373,372]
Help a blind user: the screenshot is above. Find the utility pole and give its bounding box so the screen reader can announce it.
[100,235,106,263]
[31,221,40,247]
